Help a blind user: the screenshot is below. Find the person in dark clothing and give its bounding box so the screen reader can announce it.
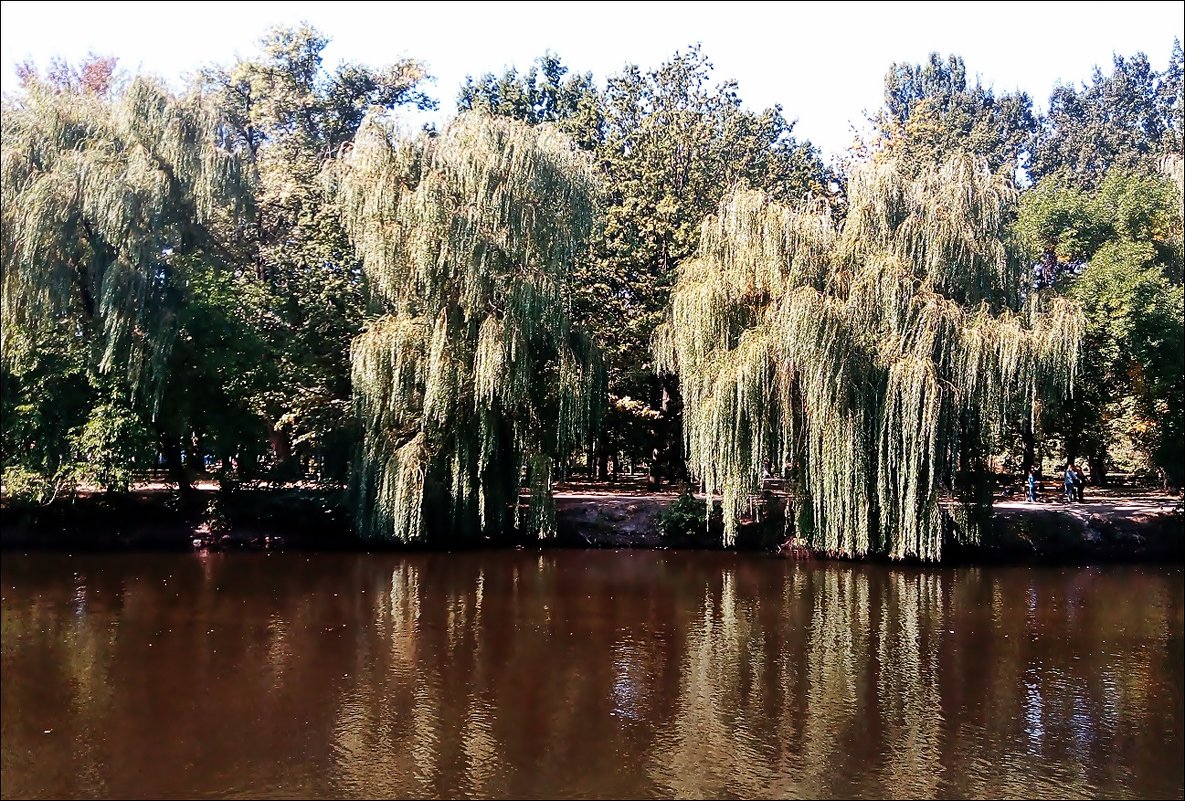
[1064,464,1076,503]
[1073,464,1086,503]
[1027,467,1038,502]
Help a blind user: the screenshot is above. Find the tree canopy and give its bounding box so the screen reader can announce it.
[872,53,1036,178]
[1015,166,1183,485]
[457,48,834,481]
[199,23,436,481]
[1,71,254,497]
[1029,42,1183,188]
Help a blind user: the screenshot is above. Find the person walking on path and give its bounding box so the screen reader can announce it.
[1073,464,1086,503]
[1064,464,1077,503]
[1027,467,1038,502]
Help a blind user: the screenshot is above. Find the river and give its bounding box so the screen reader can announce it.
[1,550,1181,799]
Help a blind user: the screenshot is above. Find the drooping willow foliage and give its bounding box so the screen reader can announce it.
[0,77,246,403]
[655,154,1083,558]
[335,112,603,542]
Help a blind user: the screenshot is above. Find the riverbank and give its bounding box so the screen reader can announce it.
[551,481,1183,562]
[948,490,1183,563]
[1,479,1180,563]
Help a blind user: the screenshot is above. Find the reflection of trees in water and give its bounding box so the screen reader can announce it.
[874,571,944,800]
[0,572,121,796]
[646,567,864,797]
[329,553,610,797]
[652,568,776,797]
[329,560,441,797]
[937,567,1179,799]
[1,555,1181,799]
[647,563,1182,800]
[794,567,870,797]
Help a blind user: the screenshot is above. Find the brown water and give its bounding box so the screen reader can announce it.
[1,551,1181,800]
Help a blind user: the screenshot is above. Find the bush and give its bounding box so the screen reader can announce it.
[68,400,153,493]
[657,492,714,541]
[1,465,55,504]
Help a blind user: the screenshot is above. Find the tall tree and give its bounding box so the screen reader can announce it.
[1015,166,1184,486]
[463,47,832,482]
[590,46,832,484]
[1029,42,1184,188]
[872,53,1036,178]
[200,23,436,481]
[1,71,252,499]
[656,154,1081,557]
[334,112,603,542]
[458,51,603,150]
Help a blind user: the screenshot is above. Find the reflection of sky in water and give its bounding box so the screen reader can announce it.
[1024,670,1045,754]
[73,574,87,619]
[1071,690,1094,751]
[611,639,644,721]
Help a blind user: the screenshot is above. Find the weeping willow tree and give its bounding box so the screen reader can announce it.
[335,112,603,542]
[1,75,246,403]
[655,154,1082,558]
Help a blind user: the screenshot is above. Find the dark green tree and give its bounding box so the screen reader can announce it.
[200,23,436,482]
[1015,167,1184,486]
[872,53,1036,178]
[1029,42,1183,188]
[458,51,603,150]
[589,46,832,485]
[1,66,255,501]
[458,46,831,484]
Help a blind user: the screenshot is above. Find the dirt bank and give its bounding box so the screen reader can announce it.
[967,491,1183,562]
[2,480,1180,563]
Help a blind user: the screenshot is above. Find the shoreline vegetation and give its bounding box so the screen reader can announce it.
[2,475,1180,565]
[3,31,1182,562]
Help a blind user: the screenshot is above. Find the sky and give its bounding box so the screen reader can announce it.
[1,1,1182,161]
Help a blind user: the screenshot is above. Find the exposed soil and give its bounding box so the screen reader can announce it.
[978,486,1182,563]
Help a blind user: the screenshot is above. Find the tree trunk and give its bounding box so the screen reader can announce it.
[1089,449,1107,488]
[659,376,688,483]
[1065,394,1090,469]
[270,425,293,478]
[1021,416,1036,477]
[648,447,663,490]
[161,436,194,505]
[219,454,238,496]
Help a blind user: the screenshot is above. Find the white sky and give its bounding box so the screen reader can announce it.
[2,1,1182,162]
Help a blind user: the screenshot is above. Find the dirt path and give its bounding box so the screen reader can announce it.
[993,487,1178,522]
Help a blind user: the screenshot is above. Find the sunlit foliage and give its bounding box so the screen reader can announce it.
[335,112,603,541]
[657,154,1082,557]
